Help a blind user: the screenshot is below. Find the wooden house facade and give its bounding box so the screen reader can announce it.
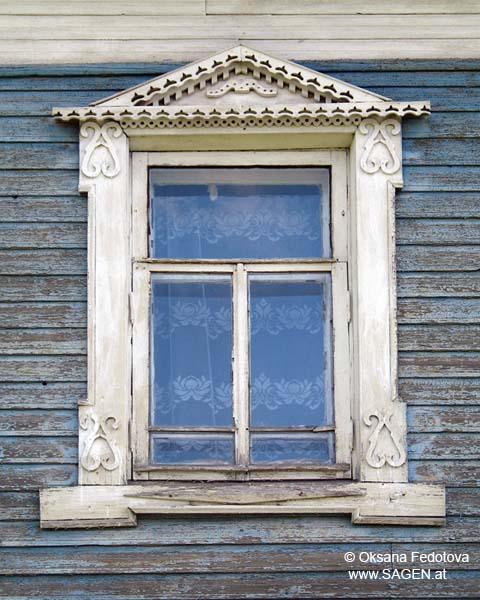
[0,2,479,598]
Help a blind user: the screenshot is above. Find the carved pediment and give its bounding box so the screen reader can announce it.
[92,45,391,108]
[52,45,430,128]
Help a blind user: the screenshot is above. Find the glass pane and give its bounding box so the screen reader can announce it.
[151,274,233,427]
[250,433,334,464]
[151,434,234,465]
[150,167,330,259]
[249,274,333,427]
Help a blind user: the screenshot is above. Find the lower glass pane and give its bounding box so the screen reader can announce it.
[151,274,233,427]
[151,433,234,465]
[250,432,334,464]
[249,273,333,427]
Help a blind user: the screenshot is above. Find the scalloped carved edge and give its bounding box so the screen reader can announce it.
[53,101,430,130]
[40,482,445,528]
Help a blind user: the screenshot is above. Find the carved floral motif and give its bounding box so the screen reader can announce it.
[364,409,406,468]
[80,121,122,178]
[80,410,122,472]
[359,118,401,174]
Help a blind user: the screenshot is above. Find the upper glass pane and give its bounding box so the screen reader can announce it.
[249,273,333,428]
[151,274,233,427]
[149,167,330,259]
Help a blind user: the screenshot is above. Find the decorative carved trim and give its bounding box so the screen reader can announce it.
[92,46,390,108]
[80,121,122,178]
[80,410,122,473]
[206,80,277,98]
[54,102,430,131]
[364,410,407,468]
[359,118,401,174]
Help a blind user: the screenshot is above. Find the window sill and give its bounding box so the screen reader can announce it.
[39,481,445,529]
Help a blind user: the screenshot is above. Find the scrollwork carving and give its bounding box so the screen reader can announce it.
[359,118,401,174]
[364,409,406,468]
[80,121,122,178]
[206,80,277,98]
[80,410,122,472]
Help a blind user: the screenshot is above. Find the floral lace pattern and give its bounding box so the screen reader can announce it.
[154,300,231,340]
[250,373,325,411]
[153,200,321,245]
[154,373,325,415]
[155,375,232,416]
[155,298,324,339]
[251,436,332,463]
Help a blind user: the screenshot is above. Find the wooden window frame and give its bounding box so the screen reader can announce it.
[131,150,351,481]
[39,46,445,526]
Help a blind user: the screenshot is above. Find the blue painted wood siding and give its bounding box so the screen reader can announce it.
[0,60,479,599]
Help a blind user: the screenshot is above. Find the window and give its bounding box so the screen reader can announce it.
[132,161,351,480]
[40,45,445,527]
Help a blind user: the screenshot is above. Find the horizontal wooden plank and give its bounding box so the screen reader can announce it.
[398,325,480,351]
[208,1,480,15]
[0,250,86,275]
[410,460,480,487]
[397,219,480,245]
[375,86,480,112]
[0,169,78,194]
[2,516,479,546]
[0,223,85,249]
[0,74,147,92]
[0,356,86,382]
[408,407,480,433]
[396,193,480,219]
[3,59,480,77]
[0,91,112,116]
[332,70,480,87]
[3,15,480,41]
[0,223,86,249]
[397,299,480,324]
[0,465,76,491]
[391,542,480,566]
[447,488,480,517]
[403,139,480,165]
[402,112,480,139]
[0,382,86,410]
[0,1,206,16]
[0,329,86,354]
[0,436,77,463]
[0,276,86,302]
[399,378,480,405]
[0,143,78,167]
[0,543,391,576]
[0,117,77,142]
[0,302,86,329]
[0,197,86,222]
[409,433,479,460]
[397,246,480,272]
[0,572,398,598]
[0,410,76,436]
[2,39,480,64]
[0,492,38,520]
[403,167,480,192]
[399,352,480,377]
[397,273,480,298]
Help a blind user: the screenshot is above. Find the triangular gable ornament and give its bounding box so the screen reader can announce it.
[53,45,429,130]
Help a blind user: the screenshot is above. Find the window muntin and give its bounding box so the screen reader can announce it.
[143,166,344,474]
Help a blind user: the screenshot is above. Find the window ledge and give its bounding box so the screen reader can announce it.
[39,481,445,528]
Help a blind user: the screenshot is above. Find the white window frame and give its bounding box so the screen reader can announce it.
[39,46,445,527]
[131,150,351,481]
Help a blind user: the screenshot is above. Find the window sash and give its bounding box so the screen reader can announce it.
[132,260,351,479]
